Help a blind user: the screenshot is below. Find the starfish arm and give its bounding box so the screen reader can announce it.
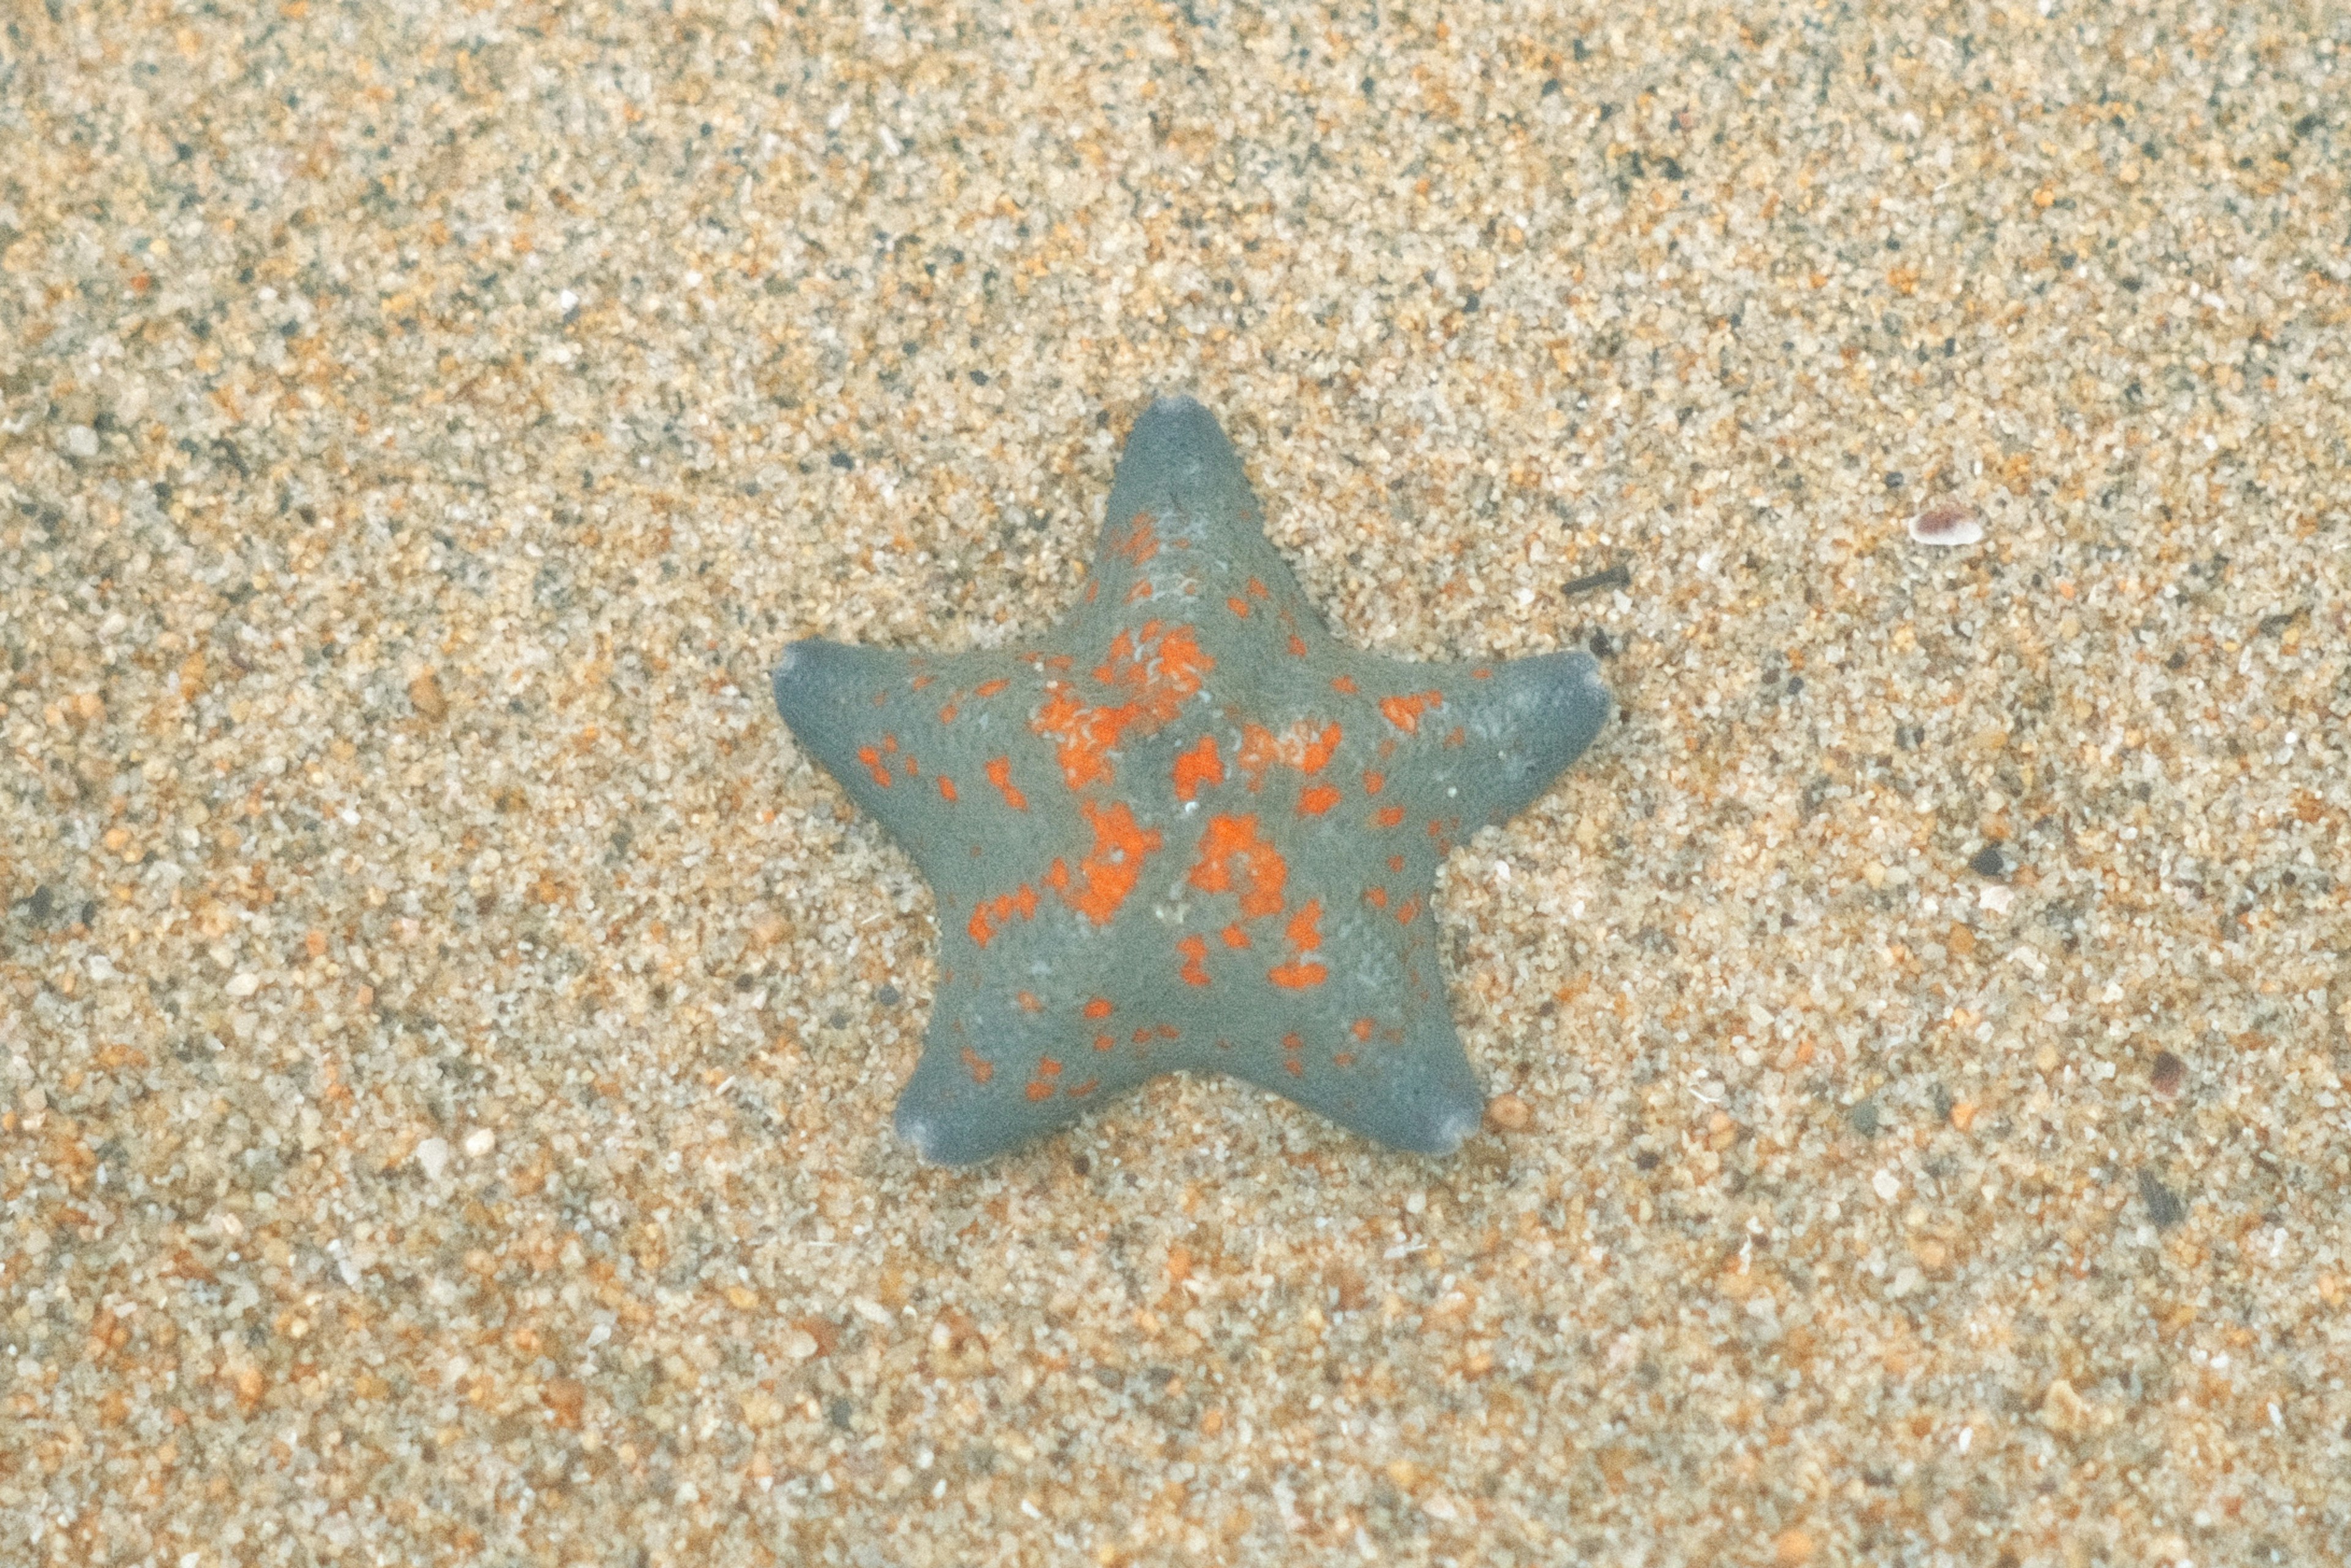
[772,637,1080,895]
[893,961,1193,1164]
[1208,897,1485,1155]
[1344,648,1611,834]
[1086,395,1299,614]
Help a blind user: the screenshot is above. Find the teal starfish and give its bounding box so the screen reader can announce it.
[774,397,1610,1162]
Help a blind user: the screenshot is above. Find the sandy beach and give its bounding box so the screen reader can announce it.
[3,2,2346,1562]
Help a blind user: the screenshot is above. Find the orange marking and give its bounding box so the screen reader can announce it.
[937,776,959,801]
[1025,1080,1054,1101]
[1330,675,1357,694]
[856,745,894,788]
[1188,814,1287,920]
[1376,805,1406,828]
[1379,690,1443,733]
[911,674,934,691]
[1085,579,1100,604]
[1235,720,1343,790]
[1226,596,1251,617]
[1172,734,1224,801]
[1049,800,1163,925]
[1220,923,1250,948]
[1126,578,1153,602]
[1362,770,1385,794]
[939,700,961,723]
[1352,1017,1374,1041]
[1365,887,1389,909]
[967,882,1041,946]
[1083,997,1114,1019]
[1269,899,1327,989]
[901,754,918,776]
[1471,667,1493,680]
[1032,621,1212,790]
[1282,1032,1303,1050]
[1332,1051,1355,1067]
[1017,991,1042,1012]
[1177,933,1210,986]
[1281,1032,1305,1076]
[1133,1022,1180,1043]
[1066,1077,1098,1098]
[1111,511,1159,565]
[1395,894,1421,925]
[1286,634,1308,657]
[1297,784,1341,817]
[1040,1057,1063,1076]
[960,1046,994,1084]
[984,756,1028,811]
[1247,576,1269,599]
[1093,1033,1116,1052]
[1388,854,1406,872]
[1443,725,1465,748]
[974,678,1010,698]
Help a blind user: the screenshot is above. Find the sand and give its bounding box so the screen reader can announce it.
[3,2,2346,1563]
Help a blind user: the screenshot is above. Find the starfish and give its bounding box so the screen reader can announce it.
[773,396,1611,1163]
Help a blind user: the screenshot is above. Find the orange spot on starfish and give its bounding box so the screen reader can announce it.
[1050,800,1163,925]
[1297,784,1341,816]
[983,756,1028,811]
[1379,691,1443,733]
[1172,734,1224,801]
[1188,814,1287,920]
[1111,511,1159,565]
[1268,899,1327,989]
[961,1047,994,1084]
[1177,933,1210,986]
[1235,721,1342,790]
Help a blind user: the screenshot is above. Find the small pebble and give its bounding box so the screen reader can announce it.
[2150,1052,2186,1098]
[463,1128,496,1158]
[1908,502,1982,546]
[1486,1093,1532,1132]
[414,1138,450,1180]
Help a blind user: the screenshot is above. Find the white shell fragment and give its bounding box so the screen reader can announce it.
[1908,503,1984,547]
